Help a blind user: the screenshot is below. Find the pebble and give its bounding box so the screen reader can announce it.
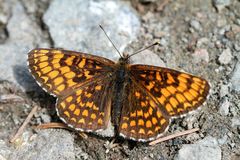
[219,98,230,116]
[175,136,221,160]
[218,48,232,65]
[220,84,229,98]
[230,62,240,92]
[212,0,231,11]
[190,20,202,31]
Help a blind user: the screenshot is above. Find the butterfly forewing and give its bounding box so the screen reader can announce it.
[129,65,210,117]
[28,49,115,97]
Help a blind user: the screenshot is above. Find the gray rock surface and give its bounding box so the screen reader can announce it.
[9,130,75,160]
[0,1,45,90]
[43,0,140,60]
[218,48,232,65]
[175,136,222,160]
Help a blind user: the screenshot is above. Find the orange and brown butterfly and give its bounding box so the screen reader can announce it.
[27,27,210,142]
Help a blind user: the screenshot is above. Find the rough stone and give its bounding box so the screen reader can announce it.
[190,20,202,31]
[43,0,140,60]
[9,130,75,160]
[220,84,229,98]
[218,48,232,65]
[230,62,240,92]
[175,136,221,160]
[213,0,231,11]
[219,98,230,116]
[0,2,45,91]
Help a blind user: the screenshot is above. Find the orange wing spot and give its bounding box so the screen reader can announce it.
[138,119,144,126]
[146,81,155,91]
[155,126,161,132]
[67,79,77,87]
[146,120,152,128]
[79,101,85,107]
[140,74,146,78]
[167,73,175,84]
[180,73,191,78]
[41,66,52,74]
[137,110,143,116]
[198,97,203,102]
[39,49,49,54]
[191,83,200,91]
[193,77,202,83]
[130,120,136,127]
[83,70,93,79]
[78,118,85,124]
[39,56,48,62]
[74,109,80,116]
[38,62,49,69]
[53,63,61,69]
[95,65,102,69]
[169,97,178,108]
[46,83,52,89]
[98,118,103,125]
[130,129,136,134]
[85,93,92,98]
[41,76,49,83]
[184,91,194,101]
[192,101,198,106]
[48,70,59,79]
[95,85,102,90]
[54,77,64,86]
[189,89,198,98]
[166,103,173,112]
[135,91,140,98]
[147,130,153,135]
[78,58,86,68]
[36,71,41,77]
[64,111,70,118]
[176,93,186,103]
[66,96,73,103]
[141,101,147,107]
[91,113,96,119]
[60,102,66,109]
[177,108,184,113]
[82,110,88,117]
[166,86,177,94]
[178,76,188,83]
[99,112,104,116]
[65,72,75,79]
[152,117,157,125]
[139,128,145,134]
[121,123,128,129]
[148,107,153,115]
[70,117,77,122]
[51,50,61,54]
[69,104,76,111]
[59,66,70,74]
[156,110,162,118]
[130,112,136,117]
[156,72,162,81]
[123,117,129,120]
[144,112,150,118]
[149,100,156,108]
[161,88,171,97]
[93,105,99,111]
[177,83,187,92]
[52,58,60,64]
[160,119,166,125]
[57,84,65,91]
[183,102,191,109]
[86,101,93,108]
[157,96,166,105]
[64,56,75,65]
[76,89,83,95]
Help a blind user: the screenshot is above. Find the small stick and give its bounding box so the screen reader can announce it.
[10,104,38,143]
[36,122,88,139]
[149,128,199,146]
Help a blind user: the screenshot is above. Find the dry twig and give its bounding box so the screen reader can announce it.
[149,128,200,146]
[10,104,38,143]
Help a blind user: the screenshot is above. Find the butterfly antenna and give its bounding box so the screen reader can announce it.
[99,25,123,58]
[127,42,160,59]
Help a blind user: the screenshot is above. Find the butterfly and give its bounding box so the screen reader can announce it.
[27,27,210,142]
